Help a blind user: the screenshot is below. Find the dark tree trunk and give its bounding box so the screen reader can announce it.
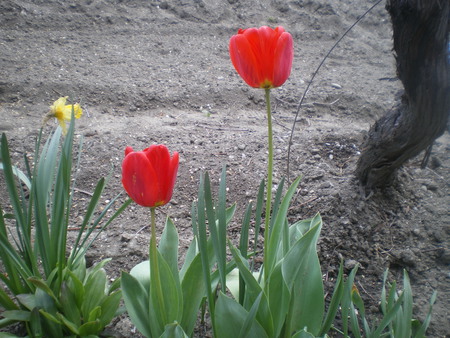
[356,0,449,193]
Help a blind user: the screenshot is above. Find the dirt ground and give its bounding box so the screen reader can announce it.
[1,0,449,337]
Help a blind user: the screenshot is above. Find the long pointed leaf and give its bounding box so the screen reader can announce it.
[414,291,436,337]
[282,215,323,335]
[268,177,285,236]
[229,241,274,337]
[252,179,265,271]
[0,134,26,237]
[180,253,206,336]
[217,166,228,290]
[149,250,183,334]
[239,292,263,338]
[215,292,268,338]
[34,127,61,275]
[266,263,291,337]
[239,202,252,304]
[121,272,152,337]
[266,177,301,277]
[196,173,216,334]
[159,217,180,280]
[70,177,106,259]
[372,291,405,337]
[319,262,345,335]
[341,265,359,336]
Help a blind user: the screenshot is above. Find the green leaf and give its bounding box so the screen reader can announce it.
[225,204,236,225]
[349,301,362,338]
[203,171,227,291]
[180,237,198,280]
[99,290,122,328]
[70,177,106,260]
[85,258,111,280]
[239,292,263,338]
[66,269,85,310]
[0,281,20,310]
[30,307,43,336]
[281,214,323,335]
[109,276,121,293]
[372,291,405,337]
[196,173,216,332]
[159,217,180,279]
[17,293,36,311]
[28,277,59,306]
[75,195,131,265]
[319,262,345,335]
[78,319,102,336]
[130,260,150,290]
[251,179,265,272]
[0,136,37,284]
[268,177,285,236]
[229,241,273,337]
[266,263,290,337]
[38,308,61,325]
[121,271,152,337]
[57,313,80,335]
[159,322,189,338]
[180,253,206,336]
[413,291,436,337]
[266,177,301,277]
[341,265,359,336]
[0,162,31,190]
[149,251,183,334]
[69,251,87,283]
[281,214,321,289]
[226,268,241,301]
[0,134,27,244]
[292,329,315,338]
[215,292,268,338]
[88,306,102,322]
[398,269,413,338]
[2,310,31,322]
[81,269,107,319]
[239,203,252,259]
[239,203,252,305]
[217,167,228,291]
[34,127,62,275]
[0,331,18,337]
[60,281,81,326]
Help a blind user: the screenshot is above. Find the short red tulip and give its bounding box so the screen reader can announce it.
[229,26,293,89]
[122,145,179,208]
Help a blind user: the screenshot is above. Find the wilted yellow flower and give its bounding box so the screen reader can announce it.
[45,96,82,134]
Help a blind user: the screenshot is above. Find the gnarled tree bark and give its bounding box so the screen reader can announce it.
[356,0,449,193]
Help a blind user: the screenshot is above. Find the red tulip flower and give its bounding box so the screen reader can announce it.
[229,26,293,89]
[122,145,179,208]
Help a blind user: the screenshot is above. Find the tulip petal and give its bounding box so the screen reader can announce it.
[143,145,171,203]
[125,146,134,156]
[164,152,179,204]
[230,33,261,88]
[122,151,158,207]
[229,26,293,89]
[273,32,293,87]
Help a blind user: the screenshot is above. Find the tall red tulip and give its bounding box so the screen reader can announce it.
[122,145,179,208]
[229,26,293,89]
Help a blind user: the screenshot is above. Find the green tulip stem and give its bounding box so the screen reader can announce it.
[150,207,167,323]
[264,87,274,281]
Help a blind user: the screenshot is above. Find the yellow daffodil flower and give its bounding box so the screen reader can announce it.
[45,97,83,134]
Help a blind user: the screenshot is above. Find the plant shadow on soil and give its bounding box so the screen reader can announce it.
[0,0,449,336]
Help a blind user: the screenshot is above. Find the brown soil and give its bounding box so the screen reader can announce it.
[1,0,449,337]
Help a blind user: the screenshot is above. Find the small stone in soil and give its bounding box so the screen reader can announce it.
[344,259,360,270]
